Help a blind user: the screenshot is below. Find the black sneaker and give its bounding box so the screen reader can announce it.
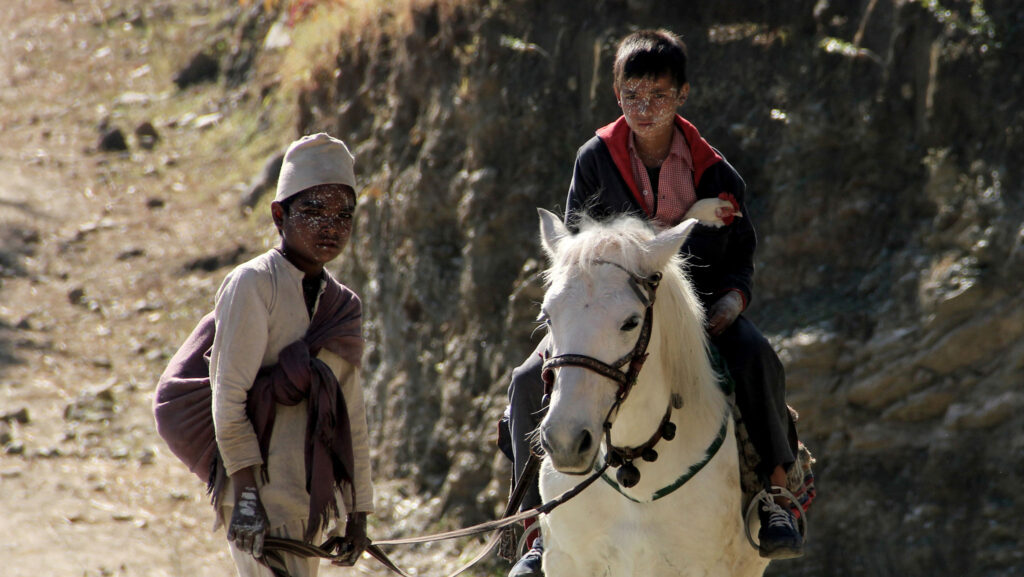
[757,490,803,559]
[509,536,544,577]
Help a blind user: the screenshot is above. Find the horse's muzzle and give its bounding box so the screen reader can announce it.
[540,420,599,474]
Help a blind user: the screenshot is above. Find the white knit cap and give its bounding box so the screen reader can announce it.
[275,133,356,202]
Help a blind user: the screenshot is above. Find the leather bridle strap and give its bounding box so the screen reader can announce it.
[542,352,630,388]
[542,300,654,400]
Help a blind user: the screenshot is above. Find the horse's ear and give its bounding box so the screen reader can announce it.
[647,218,697,267]
[538,208,569,259]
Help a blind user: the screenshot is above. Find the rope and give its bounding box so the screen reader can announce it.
[261,460,609,577]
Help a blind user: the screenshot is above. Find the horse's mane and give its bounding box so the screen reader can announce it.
[544,214,722,412]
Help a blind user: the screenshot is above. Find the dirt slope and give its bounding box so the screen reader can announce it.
[1,1,257,574]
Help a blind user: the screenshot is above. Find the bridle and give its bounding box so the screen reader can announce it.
[540,260,675,488]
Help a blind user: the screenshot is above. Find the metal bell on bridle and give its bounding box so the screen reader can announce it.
[616,461,641,488]
[662,421,676,441]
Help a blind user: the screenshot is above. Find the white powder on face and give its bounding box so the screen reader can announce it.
[284,186,355,254]
[619,76,680,139]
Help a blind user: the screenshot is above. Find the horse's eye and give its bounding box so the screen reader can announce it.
[620,316,641,332]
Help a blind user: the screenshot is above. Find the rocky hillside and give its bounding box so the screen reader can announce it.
[275,1,1022,575]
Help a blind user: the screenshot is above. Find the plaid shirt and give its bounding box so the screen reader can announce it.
[628,126,697,228]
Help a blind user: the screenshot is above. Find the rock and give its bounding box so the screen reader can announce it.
[776,327,842,392]
[91,357,112,369]
[846,368,916,410]
[881,386,956,422]
[68,287,86,305]
[34,447,63,458]
[192,112,223,130]
[1,407,30,424]
[916,303,1024,376]
[848,423,904,452]
[138,447,156,465]
[114,91,154,106]
[0,467,22,480]
[116,248,145,260]
[943,392,1024,430]
[173,50,220,89]
[239,151,284,210]
[98,127,128,152]
[134,121,159,150]
[182,245,247,272]
[777,328,842,371]
[64,387,118,423]
[0,422,12,446]
[263,19,292,50]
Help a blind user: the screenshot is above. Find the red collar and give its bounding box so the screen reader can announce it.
[596,115,722,204]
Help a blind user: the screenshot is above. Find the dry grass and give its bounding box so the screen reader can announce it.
[275,0,473,97]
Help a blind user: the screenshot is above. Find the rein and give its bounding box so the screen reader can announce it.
[261,456,609,577]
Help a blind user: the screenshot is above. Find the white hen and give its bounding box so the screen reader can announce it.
[683,196,743,227]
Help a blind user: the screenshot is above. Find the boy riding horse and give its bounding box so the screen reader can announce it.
[504,29,804,576]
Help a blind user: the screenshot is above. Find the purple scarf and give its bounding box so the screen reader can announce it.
[154,275,363,541]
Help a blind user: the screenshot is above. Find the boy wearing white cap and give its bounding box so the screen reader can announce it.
[210,133,374,575]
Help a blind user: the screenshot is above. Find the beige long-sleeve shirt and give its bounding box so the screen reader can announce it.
[210,249,373,532]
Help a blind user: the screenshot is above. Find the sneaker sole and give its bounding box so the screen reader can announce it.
[759,544,804,560]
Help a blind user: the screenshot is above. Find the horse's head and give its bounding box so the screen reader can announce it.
[535,208,699,474]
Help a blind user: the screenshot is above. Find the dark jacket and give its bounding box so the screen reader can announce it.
[565,115,756,308]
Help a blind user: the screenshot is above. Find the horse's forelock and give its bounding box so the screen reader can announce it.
[544,215,656,283]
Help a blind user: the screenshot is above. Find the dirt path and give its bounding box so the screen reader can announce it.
[0,1,242,574]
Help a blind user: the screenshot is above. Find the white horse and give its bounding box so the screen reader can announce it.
[534,208,768,577]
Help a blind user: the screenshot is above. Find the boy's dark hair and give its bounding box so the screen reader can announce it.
[278,192,300,214]
[613,29,688,91]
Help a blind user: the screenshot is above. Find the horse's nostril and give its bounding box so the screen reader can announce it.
[578,430,592,456]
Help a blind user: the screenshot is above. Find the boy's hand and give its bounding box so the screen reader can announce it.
[707,291,743,337]
[227,486,269,558]
[331,512,369,566]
